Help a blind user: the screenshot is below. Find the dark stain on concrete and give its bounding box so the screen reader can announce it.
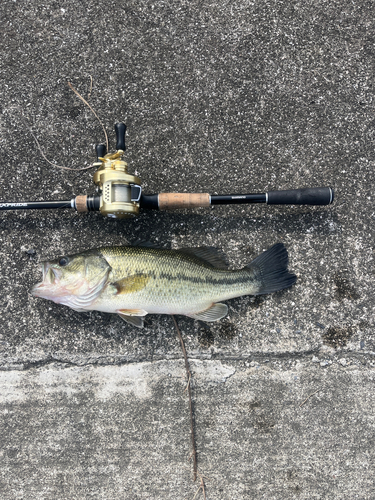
[216,320,237,340]
[334,272,360,301]
[253,413,276,433]
[197,322,215,347]
[322,325,355,348]
[248,296,265,309]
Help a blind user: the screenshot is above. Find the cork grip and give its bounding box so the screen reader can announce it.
[75,195,88,212]
[158,193,211,210]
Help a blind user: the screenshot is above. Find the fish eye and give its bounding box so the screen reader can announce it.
[59,257,69,267]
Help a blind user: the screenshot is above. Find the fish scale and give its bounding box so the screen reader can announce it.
[99,247,255,308]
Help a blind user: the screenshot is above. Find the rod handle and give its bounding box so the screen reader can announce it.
[158,193,211,210]
[267,187,334,205]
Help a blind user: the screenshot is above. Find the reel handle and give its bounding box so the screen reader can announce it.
[115,122,126,151]
[95,144,107,160]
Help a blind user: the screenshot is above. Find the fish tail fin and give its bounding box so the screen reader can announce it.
[247,243,297,295]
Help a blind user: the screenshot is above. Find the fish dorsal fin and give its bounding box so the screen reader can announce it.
[179,247,228,269]
[118,309,147,328]
[132,240,162,249]
[188,303,228,322]
[112,273,150,294]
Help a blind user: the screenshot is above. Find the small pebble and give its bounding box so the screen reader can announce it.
[320,360,332,367]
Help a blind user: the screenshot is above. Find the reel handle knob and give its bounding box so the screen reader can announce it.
[95,144,107,160]
[115,122,126,151]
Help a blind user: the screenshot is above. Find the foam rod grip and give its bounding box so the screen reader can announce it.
[267,187,334,205]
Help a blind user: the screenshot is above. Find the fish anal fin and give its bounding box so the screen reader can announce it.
[112,274,150,294]
[188,303,228,322]
[118,309,147,328]
[179,247,228,269]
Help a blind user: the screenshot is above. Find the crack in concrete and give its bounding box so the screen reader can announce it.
[1,348,374,371]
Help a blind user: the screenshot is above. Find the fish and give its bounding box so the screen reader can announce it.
[31,243,296,328]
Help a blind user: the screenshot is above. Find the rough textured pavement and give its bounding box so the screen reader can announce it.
[1,1,374,499]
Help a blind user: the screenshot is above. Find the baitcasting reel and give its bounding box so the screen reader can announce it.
[75,123,142,219]
[0,122,334,218]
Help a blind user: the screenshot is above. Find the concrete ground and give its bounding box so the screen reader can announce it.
[0,0,374,498]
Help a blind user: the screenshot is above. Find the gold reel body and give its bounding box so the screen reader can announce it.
[93,151,141,219]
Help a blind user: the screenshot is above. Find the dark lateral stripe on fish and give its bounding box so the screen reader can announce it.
[151,271,252,286]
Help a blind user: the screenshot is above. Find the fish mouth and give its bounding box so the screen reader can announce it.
[43,264,56,284]
[31,263,58,297]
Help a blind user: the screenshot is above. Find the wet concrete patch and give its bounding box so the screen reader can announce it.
[321,325,355,348]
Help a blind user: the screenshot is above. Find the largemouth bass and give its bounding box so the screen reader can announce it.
[32,243,296,328]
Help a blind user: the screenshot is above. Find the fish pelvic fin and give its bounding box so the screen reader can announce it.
[118,309,147,328]
[112,273,150,294]
[188,303,228,322]
[248,243,297,295]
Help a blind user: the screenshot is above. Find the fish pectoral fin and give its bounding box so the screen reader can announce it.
[188,303,228,322]
[112,273,150,294]
[118,308,147,316]
[118,309,147,328]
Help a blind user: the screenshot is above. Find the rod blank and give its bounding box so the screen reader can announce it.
[0,200,73,210]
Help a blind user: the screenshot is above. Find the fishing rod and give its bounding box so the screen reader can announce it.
[0,123,334,219]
